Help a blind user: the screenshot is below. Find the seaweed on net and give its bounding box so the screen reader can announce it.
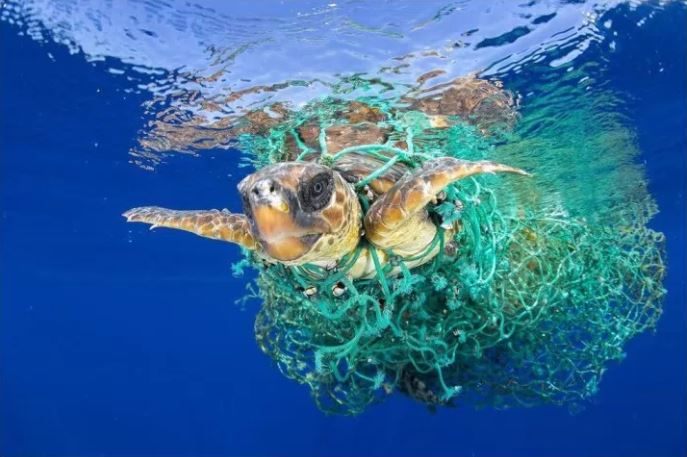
[237,97,665,415]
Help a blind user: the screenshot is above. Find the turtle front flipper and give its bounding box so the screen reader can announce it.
[123,207,257,250]
[364,157,529,254]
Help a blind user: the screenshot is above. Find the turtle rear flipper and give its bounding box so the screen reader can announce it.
[123,207,257,250]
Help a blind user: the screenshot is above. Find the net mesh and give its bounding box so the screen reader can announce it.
[234,95,666,415]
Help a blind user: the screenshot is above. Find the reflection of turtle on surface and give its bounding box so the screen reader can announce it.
[124,76,528,281]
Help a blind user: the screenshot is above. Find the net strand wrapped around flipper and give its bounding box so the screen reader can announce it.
[236,97,665,415]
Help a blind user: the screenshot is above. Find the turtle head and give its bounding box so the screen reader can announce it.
[238,162,360,264]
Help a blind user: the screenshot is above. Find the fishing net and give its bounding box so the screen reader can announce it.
[233,94,666,415]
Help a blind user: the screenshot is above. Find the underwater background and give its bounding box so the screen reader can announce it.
[1,1,685,456]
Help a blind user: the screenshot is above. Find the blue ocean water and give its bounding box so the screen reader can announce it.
[1,1,685,456]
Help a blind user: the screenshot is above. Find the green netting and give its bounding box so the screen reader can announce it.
[234,96,666,415]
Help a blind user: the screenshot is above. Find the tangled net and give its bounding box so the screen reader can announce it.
[233,94,666,415]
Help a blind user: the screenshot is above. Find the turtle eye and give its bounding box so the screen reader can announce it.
[299,171,334,212]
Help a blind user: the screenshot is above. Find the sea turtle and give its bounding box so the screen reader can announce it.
[124,77,529,280]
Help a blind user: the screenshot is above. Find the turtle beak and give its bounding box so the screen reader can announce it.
[243,178,299,242]
[245,183,318,262]
[248,178,290,213]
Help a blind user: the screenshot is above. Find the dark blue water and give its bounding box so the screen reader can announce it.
[1,2,685,456]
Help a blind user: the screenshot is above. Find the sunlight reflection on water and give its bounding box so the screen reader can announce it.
[3,0,667,167]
